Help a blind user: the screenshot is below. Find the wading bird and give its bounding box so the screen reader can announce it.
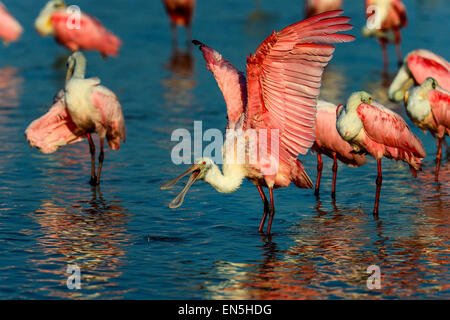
[312,99,366,197]
[362,0,407,70]
[304,0,343,18]
[161,11,355,234]
[162,0,195,47]
[25,52,126,185]
[336,91,426,215]
[389,49,450,102]
[405,78,450,180]
[0,2,23,44]
[34,0,122,58]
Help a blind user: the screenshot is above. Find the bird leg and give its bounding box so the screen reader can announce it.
[96,137,105,185]
[331,152,338,198]
[87,133,97,186]
[171,23,178,50]
[314,153,323,197]
[379,39,389,73]
[394,29,403,66]
[373,159,382,216]
[435,137,443,180]
[266,188,275,234]
[257,185,269,233]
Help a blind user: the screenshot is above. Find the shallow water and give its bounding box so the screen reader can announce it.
[0,0,449,299]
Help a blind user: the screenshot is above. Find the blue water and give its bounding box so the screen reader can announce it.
[0,0,448,299]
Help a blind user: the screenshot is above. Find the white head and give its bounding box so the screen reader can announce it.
[65,51,87,82]
[336,91,372,142]
[160,157,215,208]
[35,0,66,35]
[404,77,437,122]
[343,91,372,112]
[388,53,416,102]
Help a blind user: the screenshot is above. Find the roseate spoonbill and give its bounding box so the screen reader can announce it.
[25,52,126,185]
[362,0,407,70]
[405,78,450,180]
[389,49,450,102]
[0,2,23,44]
[34,0,122,58]
[312,99,366,197]
[305,0,343,18]
[336,91,426,215]
[161,10,355,234]
[162,0,195,47]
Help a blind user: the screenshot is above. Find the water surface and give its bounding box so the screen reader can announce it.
[0,0,448,299]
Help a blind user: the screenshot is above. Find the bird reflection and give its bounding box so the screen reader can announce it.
[28,187,131,299]
[318,65,346,105]
[0,66,21,108]
[363,71,396,108]
[243,0,277,38]
[161,46,196,108]
[0,66,22,157]
[204,194,449,299]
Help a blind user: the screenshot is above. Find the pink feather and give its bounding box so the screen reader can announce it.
[25,92,84,154]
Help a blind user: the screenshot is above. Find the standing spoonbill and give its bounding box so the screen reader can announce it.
[405,78,450,180]
[0,2,23,44]
[34,0,122,58]
[162,0,195,47]
[161,10,355,234]
[304,0,343,18]
[362,0,407,70]
[312,99,366,197]
[25,52,126,185]
[336,91,426,215]
[389,49,450,102]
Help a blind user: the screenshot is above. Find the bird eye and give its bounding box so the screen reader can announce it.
[432,81,437,89]
[202,161,206,165]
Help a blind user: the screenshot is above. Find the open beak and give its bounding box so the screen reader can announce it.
[160,164,202,208]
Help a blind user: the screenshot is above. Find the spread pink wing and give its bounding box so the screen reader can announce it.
[193,40,247,129]
[245,10,354,165]
[51,12,122,56]
[25,92,84,154]
[0,3,23,42]
[91,86,126,150]
[407,50,450,90]
[428,88,450,136]
[356,102,426,158]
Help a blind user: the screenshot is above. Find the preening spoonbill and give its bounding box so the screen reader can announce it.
[336,91,426,215]
[0,2,23,44]
[312,99,366,197]
[405,78,450,180]
[34,0,122,58]
[362,0,407,70]
[161,10,355,234]
[389,49,450,102]
[25,52,126,185]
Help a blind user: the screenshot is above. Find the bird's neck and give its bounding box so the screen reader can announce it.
[72,59,86,79]
[203,162,246,194]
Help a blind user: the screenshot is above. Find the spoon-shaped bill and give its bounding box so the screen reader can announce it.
[160,163,201,190]
[160,163,202,208]
[168,170,200,209]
